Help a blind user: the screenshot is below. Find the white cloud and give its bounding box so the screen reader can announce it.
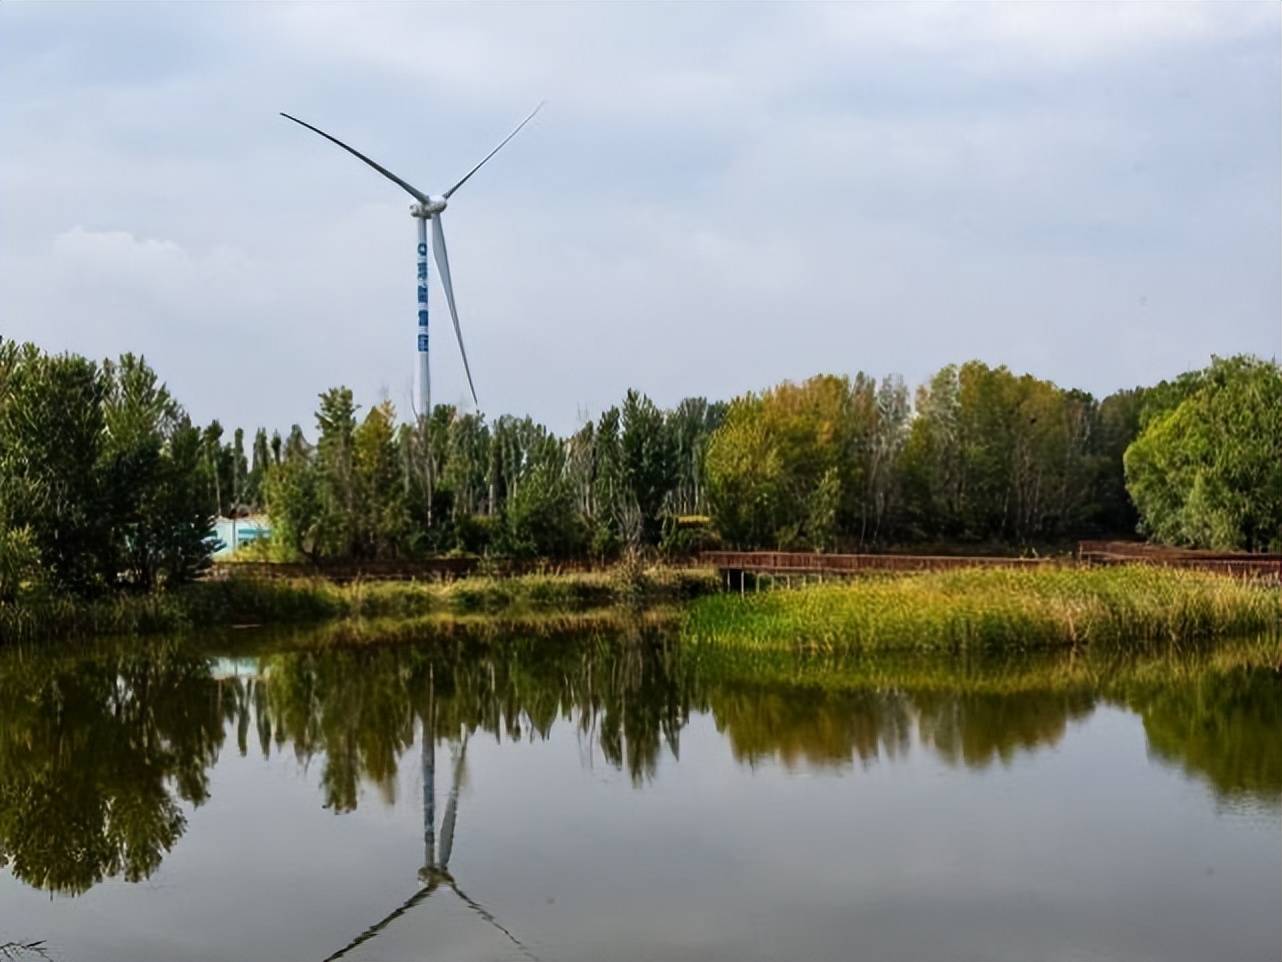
[0,3,1277,436]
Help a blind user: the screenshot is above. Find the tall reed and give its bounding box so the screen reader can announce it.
[683,566,1281,652]
[0,567,720,644]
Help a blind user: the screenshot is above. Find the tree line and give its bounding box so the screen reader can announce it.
[257,386,726,563]
[1,334,1278,600]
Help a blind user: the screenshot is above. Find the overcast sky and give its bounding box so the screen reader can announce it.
[2,3,1278,436]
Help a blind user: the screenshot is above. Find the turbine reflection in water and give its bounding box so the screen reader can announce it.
[322,717,538,962]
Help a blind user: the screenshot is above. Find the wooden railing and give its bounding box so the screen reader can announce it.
[701,546,1281,582]
[699,551,1051,575]
[1077,541,1282,579]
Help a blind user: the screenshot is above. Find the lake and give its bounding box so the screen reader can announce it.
[0,623,1278,962]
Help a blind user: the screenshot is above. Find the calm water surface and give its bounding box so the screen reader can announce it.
[0,626,1278,962]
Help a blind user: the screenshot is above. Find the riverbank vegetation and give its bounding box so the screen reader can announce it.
[684,567,1280,652]
[0,567,718,644]
[2,333,1277,642]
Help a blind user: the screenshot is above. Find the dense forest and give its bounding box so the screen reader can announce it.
[1,334,1278,599]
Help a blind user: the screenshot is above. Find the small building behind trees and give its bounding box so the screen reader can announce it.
[213,515,272,559]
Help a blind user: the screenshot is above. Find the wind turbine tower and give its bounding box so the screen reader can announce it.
[280,104,543,417]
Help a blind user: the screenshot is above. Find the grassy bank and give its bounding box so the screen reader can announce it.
[684,566,1280,652]
[0,567,719,644]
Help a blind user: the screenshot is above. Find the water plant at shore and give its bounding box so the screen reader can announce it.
[0,567,719,645]
[683,566,1281,652]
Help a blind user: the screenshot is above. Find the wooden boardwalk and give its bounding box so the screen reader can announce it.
[701,550,1052,593]
[702,544,1282,588]
[1077,541,1282,579]
[702,550,1049,576]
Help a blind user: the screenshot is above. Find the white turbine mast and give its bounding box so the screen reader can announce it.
[280,103,544,417]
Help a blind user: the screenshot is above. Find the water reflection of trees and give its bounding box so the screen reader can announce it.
[707,688,914,768]
[1119,666,1282,804]
[913,691,1095,769]
[240,632,688,808]
[0,631,1278,898]
[703,686,1094,770]
[0,642,228,895]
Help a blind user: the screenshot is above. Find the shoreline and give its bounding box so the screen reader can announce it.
[0,567,718,646]
[3,562,1277,649]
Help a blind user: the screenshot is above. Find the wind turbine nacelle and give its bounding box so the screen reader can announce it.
[412,197,448,217]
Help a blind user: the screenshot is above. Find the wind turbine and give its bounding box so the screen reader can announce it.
[280,103,544,415]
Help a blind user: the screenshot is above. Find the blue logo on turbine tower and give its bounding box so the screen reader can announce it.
[418,333,428,351]
[418,310,428,327]
[417,286,427,304]
[417,243,427,257]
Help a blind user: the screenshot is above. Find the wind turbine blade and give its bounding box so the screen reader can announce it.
[442,101,544,199]
[448,880,541,962]
[280,112,430,204]
[430,214,479,406]
[438,736,468,869]
[320,881,441,962]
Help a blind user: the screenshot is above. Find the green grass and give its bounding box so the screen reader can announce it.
[0,591,195,644]
[221,567,715,620]
[0,566,720,644]
[684,565,1281,652]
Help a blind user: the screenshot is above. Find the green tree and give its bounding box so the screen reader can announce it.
[589,407,627,556]
[101,355,214,587]
[201,420,232,517]
[857,375,911,544]
[441,411,490,522]
[668,397,726,516]
[500,461,584,558]
[1124,356,1282,550]
[705,374,893,549]
[230,427,248,510]
[806,467,841,552]
[901,362,1099,543]
[353,401,410,558]
[705,396,784,547]
[263,435,322,561]
[245,428,271,509]
[314,387,359,557]
[0,345,111,593]
[620,389,676,545]
[147,417,217,584]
